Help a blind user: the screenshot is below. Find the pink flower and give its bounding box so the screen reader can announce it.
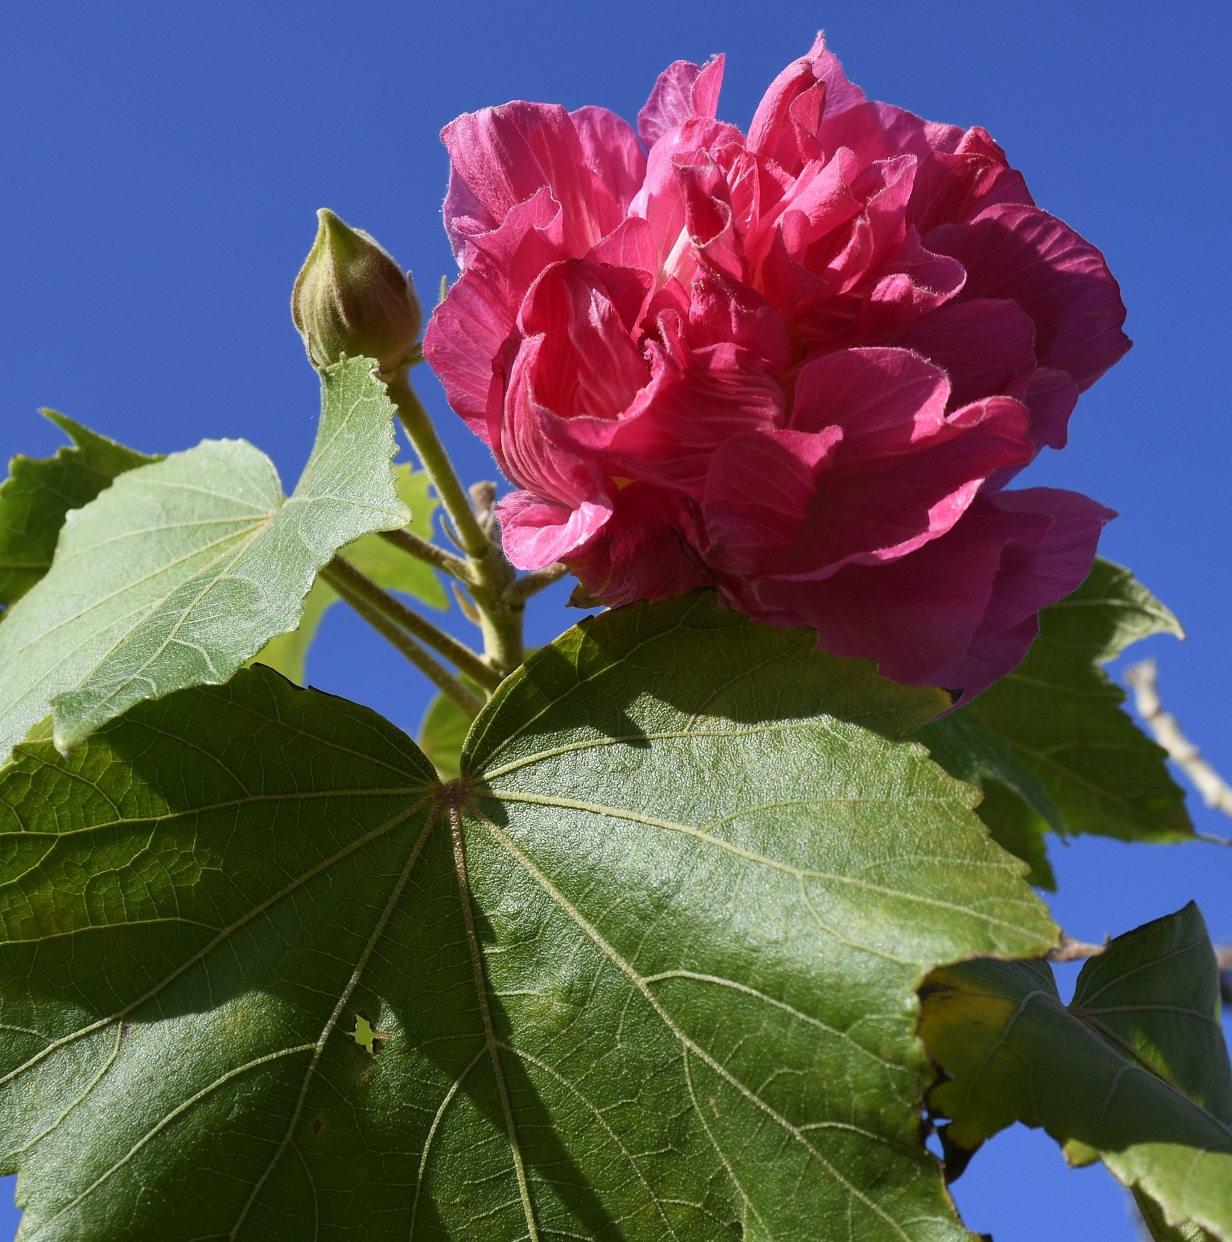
[425,36,1127,698]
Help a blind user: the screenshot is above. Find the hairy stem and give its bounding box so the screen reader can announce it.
[323,558,500,692]
[378,526,473,582]
[386,373,492,561]
[321,562,486,714]
[385,372,525,676]
[506,562,568,603]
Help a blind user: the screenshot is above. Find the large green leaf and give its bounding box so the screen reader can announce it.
[252,465,447,685]
[923,561,1192,877]
[0,411,155,609]
[0,593,1055,1240]
[917,711,1062,888]
[0,356,408,756]
[921,904,1232,1239]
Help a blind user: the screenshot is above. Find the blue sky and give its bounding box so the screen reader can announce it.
[1,2,1228,1237]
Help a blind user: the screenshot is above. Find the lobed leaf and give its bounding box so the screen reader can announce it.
[0,357,408,757]
[0,411,155,610]
[921,904,1232,1239]
[0,592,1056,1240]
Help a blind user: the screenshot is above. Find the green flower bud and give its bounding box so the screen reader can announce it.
[291,209,423,374]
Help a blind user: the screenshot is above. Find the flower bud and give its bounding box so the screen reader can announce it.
[291,209,423,373]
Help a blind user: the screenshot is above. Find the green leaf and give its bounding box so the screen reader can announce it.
[0,411,155,610]
[0,593,1056,1240]
[0,357,409,756]
[945,560,1193,856]
[918,710,1062,888]
[970,779,1056,890]
[1136,1188,1222,1241]
[921,904,1232,1239]
[251,465,447,684]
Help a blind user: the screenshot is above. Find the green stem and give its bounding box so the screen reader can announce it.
[385,371,524,677]
[379,526,473,582]
[386,374,491,561]
[321,561,491,710]
[323,557,499,690]
[506,562,568,603]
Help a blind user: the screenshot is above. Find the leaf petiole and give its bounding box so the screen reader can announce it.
[505,562,568,603]
[320,559,488,712]
[378,525,474,582]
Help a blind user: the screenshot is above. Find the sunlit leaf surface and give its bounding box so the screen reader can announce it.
[0,357,408,755]
[0,411,155,609]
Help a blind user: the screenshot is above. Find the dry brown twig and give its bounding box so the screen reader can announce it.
[1124,658,1232,818]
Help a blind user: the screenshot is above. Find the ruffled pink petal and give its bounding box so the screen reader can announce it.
[907,128,1033,234]
[442,103,624,255]
[442,163,496,265]
[569,106,647,212]
[806,33,865,117]
[705,349,1033,578]
[596,309,785,494]
[924,488,1116,696]
[699,425,844,569]
[497,492,613,570]
[495,263,650,499]
[926,202,1131,390]
[686,269,790,365]
[892,298,1037,409]
[568,488,713,607]
[629,114,747,285]
[742,487,1112,697]
[637,55,725,150]
[747,36,828,174]
[424,187,566,436]
[1005,366,1079,451]
[857,229,966,338]
[817,100,964,169]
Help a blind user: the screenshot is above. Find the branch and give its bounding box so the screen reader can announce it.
[322,557,500,691]
[321,576,483,716]
[506,561,569,603]
[1124,659,1232,819]
[378,526,473,582]
[1046,935,1106,963]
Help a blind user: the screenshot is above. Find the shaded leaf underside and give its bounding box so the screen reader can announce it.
[922,904,1232,1239]
[0,593,1055,1240]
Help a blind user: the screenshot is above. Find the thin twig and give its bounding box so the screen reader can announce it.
[1216,945,1232,1008]
[1125,659,1232,818]
[378,526,473,581]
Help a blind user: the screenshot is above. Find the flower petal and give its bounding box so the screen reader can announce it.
[637,54,724,149]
